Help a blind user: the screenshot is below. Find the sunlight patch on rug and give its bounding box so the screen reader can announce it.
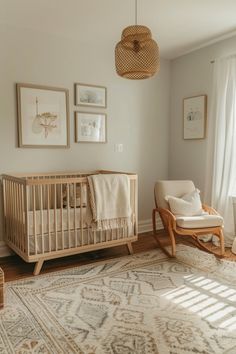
[162,273,236,330]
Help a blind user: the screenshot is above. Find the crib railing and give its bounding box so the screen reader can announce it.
[3,175,27,255]
[2,171,138,275]
[27,177,92,255]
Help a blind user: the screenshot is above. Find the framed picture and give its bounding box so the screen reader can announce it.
[183,95,207,140]
[75,83,107,108]
[17,83,70,148]
[75,112,106,143]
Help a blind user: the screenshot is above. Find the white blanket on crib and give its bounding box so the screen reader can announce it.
[87,174,131,230]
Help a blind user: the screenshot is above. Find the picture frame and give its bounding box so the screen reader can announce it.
[17,83,70,148]
[75,111,107,143]
[183,95,207,140]
[74,83,107,108]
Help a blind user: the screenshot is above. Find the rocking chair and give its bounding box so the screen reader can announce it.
[152,180,225,257]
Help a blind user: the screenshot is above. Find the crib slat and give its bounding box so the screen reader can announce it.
[33,185,37,255]
[13,182,16,247]
[25,185,29,256]
[11,181,14,244]
[54,184,58,251]
[40,185,44,254]
[2,179,7,239]
[14,182,18,247]
[6,180,9,241]
[7,180,10,241]
[18,183,21,249]
[47,185,51,253]
[80,183,84,246]
[3,180,8,241]
[19,184,25,252]
[73,183,77,247]
[19,184,22,251]
[134,178,138,236]
[10,182,14,245]
[60,184,64,250]
[67,184,71,249]
[17,183,21,251]
[14,183,18,247]
[9,181,12,243]
[21,184,25,252]
[86,183,89,246]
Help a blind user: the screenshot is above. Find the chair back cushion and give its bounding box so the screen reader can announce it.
[166,189,202,216]
[154,180,196,209]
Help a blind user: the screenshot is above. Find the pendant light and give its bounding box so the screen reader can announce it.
[115,0,160,80]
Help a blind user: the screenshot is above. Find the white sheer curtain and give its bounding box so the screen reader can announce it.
[205,55,236,247]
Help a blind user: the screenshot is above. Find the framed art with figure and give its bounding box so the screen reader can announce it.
[17,83,69,148]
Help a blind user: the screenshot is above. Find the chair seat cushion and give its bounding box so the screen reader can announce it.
[176,214,223,229]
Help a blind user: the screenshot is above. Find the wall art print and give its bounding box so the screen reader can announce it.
[75,83,107,108]
[75,111,106,143]
[17,83,69,148]
[183,95,207,140]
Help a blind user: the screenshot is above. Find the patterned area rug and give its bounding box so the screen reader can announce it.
[1,245,236,354]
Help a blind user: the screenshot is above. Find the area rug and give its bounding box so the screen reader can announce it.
[1,245,236,354]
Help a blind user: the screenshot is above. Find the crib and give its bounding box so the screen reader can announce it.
[2,170,138,275]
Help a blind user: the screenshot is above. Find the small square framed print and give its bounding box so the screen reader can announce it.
[74,83,107,108]
[183,95,207,140]
[75,112,107,143]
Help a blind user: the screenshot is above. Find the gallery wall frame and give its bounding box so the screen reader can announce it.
[75,111,107,143]
[17,83,70,148]
[74,83,107,108]
[183,95,207,140]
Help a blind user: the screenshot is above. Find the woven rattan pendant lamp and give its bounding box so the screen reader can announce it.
[115,0,160,79]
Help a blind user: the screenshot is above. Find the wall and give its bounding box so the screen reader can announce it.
[0,24,170,247]
[169,35,236,198]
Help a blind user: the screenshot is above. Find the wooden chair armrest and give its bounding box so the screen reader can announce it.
[155,207,177,228]
[202,204,219,215]
[157,207,176,219]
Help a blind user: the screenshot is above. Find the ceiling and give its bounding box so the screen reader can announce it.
[1,0,236,59]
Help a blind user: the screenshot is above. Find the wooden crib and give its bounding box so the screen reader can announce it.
[2,170,138,275]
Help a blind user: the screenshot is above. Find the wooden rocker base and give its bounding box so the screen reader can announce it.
[192,235,225,258]
[152,233,176,258]
[152,208,225,259]
[153,231,225,259]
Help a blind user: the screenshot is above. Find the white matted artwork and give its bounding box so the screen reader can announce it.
[17,83,69,148]
[75,83,107,108]
[75,112,106,143]
[183,95,207,140]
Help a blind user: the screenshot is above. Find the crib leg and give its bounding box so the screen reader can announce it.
[127,242,134,255]
[33,260,44,276]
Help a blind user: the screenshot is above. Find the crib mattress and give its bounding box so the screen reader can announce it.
[29,226,133,255]
[27,207,87,236]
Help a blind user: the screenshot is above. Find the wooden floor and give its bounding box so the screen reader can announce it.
[0,230,236,282]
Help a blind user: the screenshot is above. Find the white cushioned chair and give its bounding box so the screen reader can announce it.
[152,180,225,257]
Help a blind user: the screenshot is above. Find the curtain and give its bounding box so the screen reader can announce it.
[205,55,236,247]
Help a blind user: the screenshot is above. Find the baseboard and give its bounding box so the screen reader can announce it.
[0,217,164,258]
[0,241,13,257]
[138,216,163,234]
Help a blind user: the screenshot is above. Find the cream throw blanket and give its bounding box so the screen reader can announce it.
[87,174,131,230]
